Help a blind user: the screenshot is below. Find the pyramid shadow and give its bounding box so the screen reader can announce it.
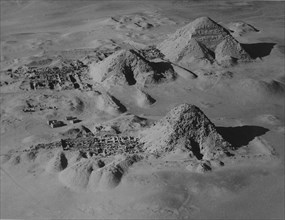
[241,43,276,59]
[216,125,269,148]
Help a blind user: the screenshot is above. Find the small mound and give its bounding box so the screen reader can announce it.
[135,88,156,108]
[256,114,281,125]
[89,155,141,192]
[186,159,224,173]
[58,159,99,191]
[8,154,21,166]
[227,21,259,36]
[95,90,127,115]
[89,49,177,87]
[233,79,285,100]
[93,113,148,135]
[46,151,68,173]
[60,125,93,139]
[65,150,87,165]
[21,151,37,162]
[247,137,276,157]
[0,154,11,164]
[140,104,232,160]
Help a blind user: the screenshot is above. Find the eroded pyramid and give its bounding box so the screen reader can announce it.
[89,49,177,87]
[140,103,233,160]
[158,16,251,66]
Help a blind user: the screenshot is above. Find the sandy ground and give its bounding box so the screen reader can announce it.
[0,0,284,219]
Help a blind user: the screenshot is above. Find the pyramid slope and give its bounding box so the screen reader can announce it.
[140,104,232,160]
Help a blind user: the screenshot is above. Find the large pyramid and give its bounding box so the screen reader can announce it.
[140,103,233,160]
[158,17,251,66]
[89,49,177,87]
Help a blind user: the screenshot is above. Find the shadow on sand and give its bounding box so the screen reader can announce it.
[217,125,269,148]
[242,43,276,59]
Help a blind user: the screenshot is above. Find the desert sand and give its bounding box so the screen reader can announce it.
[0,0,284,219]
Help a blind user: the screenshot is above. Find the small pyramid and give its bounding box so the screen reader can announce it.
[140,104,232,160]
[215,37,251,64]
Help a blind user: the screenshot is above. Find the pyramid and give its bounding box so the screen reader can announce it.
[215,37,251,65]
[158,16,251,66]
[140,103,233,160]
[89,49,177,87]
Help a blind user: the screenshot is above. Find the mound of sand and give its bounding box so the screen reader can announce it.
[45,151,68,173]
[95,90,127,115]
[227,21,259,36]
[64,150,88,165]
[8,154,21,166]
[140,103,232,160]
[158,16,251,66]
[256,114,281,125]
[60,125,92,139]
[102,11,175,32]
[89,154,141,192]
[93,113,148,135]
[247,137,276,156]
[135,87,156,107]
[89,49,177,87]
[232,79,285,101]
[58,158,101,191]
[21,150,37,163]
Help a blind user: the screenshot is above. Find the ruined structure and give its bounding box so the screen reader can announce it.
[89,49,177,87]
[158,16,251,66]
[140,103,234,160]
[9,60,92,91]
[28,135,142,158]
